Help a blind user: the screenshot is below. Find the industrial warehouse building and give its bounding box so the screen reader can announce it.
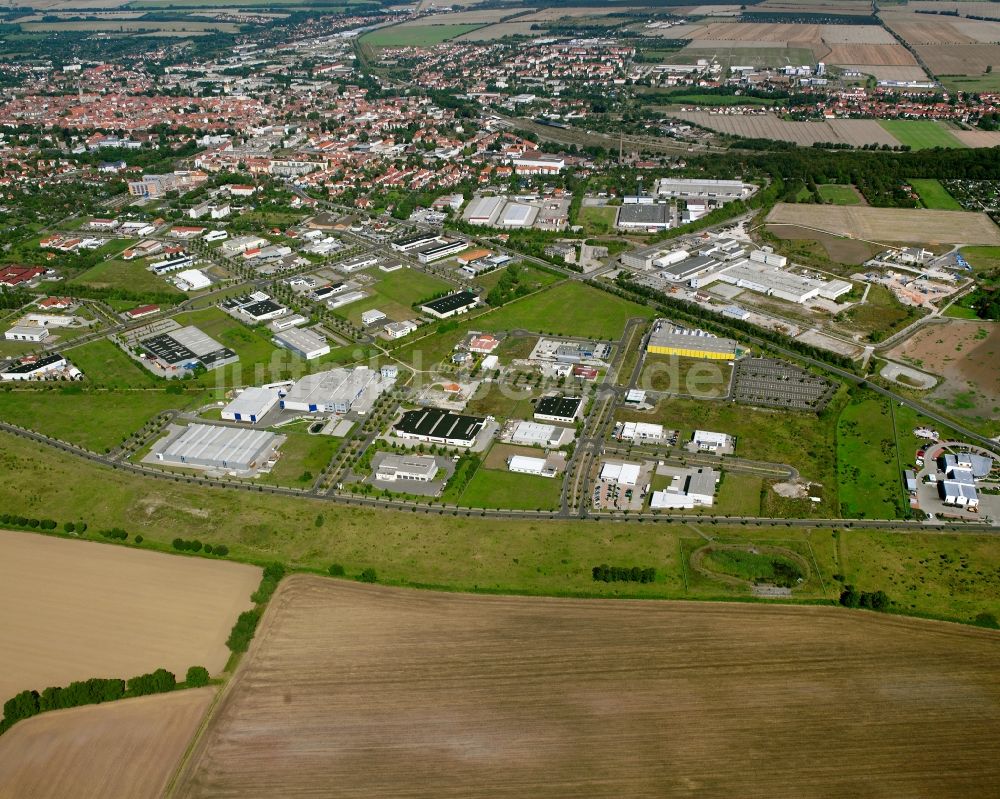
[5,325,49,342]
[653,178,755,201]
[221,387,281,424]
[393,407,485,447]
[273,327,330,360]
[1,353,80,381]
[507,455,556,478]
[616,203,671,231]
[154,423,282,474]
[463,195,506,226]
[650,467,718,509]
[374,454,439,482]
[534,395,582,424]
[280,366,387,414]
[420,291,479,319]
[600,461,642,486]
[140,325,238,371]
[692,429,734,452]
[646,320,737,361]
[614,421,666,443]
[508,420,571,448]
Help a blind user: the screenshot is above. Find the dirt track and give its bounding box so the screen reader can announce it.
[173,575,1000,799]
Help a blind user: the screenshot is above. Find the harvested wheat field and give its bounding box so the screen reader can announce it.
[824,43,918,66]
[672,112,898,146]
[767,203,1000,246]
[173,575,1000,799]
[952,129,1000,148]
[0,687,214,799]
[883,13,1000,45]
[914,44,1000,76]
[0,530,260,699]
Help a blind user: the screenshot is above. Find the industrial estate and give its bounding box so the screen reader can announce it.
[0,0,999,795]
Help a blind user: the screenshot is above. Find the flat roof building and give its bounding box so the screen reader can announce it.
[693,429,732,452]
[155,423,280,474]
[421,291,479,319]
[5,325,49,342]
[508,455,556,477]
[393,407,485,447]
[464,195,505,226]
[141,325,238,371]
[600,461,642,486]
[221,387,280,424]
[534,395,582,424]
[374,453,439,482]
[615,421,664,443]
[617,203,671,231]
[509,420,567,447]
[280,367,383,414]
[647,320,736,361]
[273,328,330,360]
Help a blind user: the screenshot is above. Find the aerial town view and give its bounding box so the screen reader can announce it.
[1,0,999,794]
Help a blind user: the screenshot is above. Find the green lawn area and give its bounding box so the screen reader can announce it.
[477,281,654,340]
[360,23,483,48]
[961,245,1000,276]
[69,338,162,388]
[265,431,340,487]
[577,205,617,236]
[452,467,563,511]
[70,259,183,297]
[817,184,862,206]
[944,296,981,319]
[836,391,908,520]
[879,120,964,150]
[0,388,199,452]
[337,268,452,326]
[4,430,1000,623]
[909,179,962,211]
[619,393,842,518]
[713,472,763,516]
[171,307,289,387]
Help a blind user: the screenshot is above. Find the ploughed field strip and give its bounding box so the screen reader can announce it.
[174,575,1000,799]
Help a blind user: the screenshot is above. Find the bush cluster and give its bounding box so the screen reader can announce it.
[0,515,59,531]
[99,528,128,541]
[226,563,287,655]
[592,565,657,584]
[172,537,228,556]
[839,585,890,611]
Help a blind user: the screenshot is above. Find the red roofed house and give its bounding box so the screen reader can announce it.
[468,334,500,354]
[39,297,73,310]
[125,304,160,320]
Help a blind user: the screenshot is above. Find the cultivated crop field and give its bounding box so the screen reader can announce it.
[879,119,963,150]
[766,203,1000,245]
[914,44,1000,77]
[0,688,215,799]
[173,576,1000,799]
[0,530,260,699]
[673,111,899,146]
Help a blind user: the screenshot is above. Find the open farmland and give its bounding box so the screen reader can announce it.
[671,111,900,146]
[951,129,1000,148]
[766,203,1000,246]
[914,44,1000,77]
[882,12,1000,44]
[173,576,1000,799]
[21,18,239,32]
[361,23,485,48]
[823,43,918,66]
[0,688,215,799]
[0,530,260,699]
[879,119,963,150]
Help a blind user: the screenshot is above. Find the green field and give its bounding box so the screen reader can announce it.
[817,184,862,206]
[477,281,654,340]
[909,179,962,211]
[619,393,843,518]
[839,283,920,343]
[836,391,908,520]
[68,339,162,389]
[336,268,451,327]
[961,245,1000,276]
[939,73,1000,94]
[71,259,184,297]
[2,430,1000,623]
[577,205,617,236]
[879,120,964,150]
[660,46,814,74]
[265,430,340,487]
[458,468,563,511]
[0,389,198,452]
[659,94,775,107]
[360,23,484,48]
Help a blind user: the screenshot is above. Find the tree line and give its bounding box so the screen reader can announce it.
[839,585,890,611]
[226,563,286,655]
[1,665,210,736]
